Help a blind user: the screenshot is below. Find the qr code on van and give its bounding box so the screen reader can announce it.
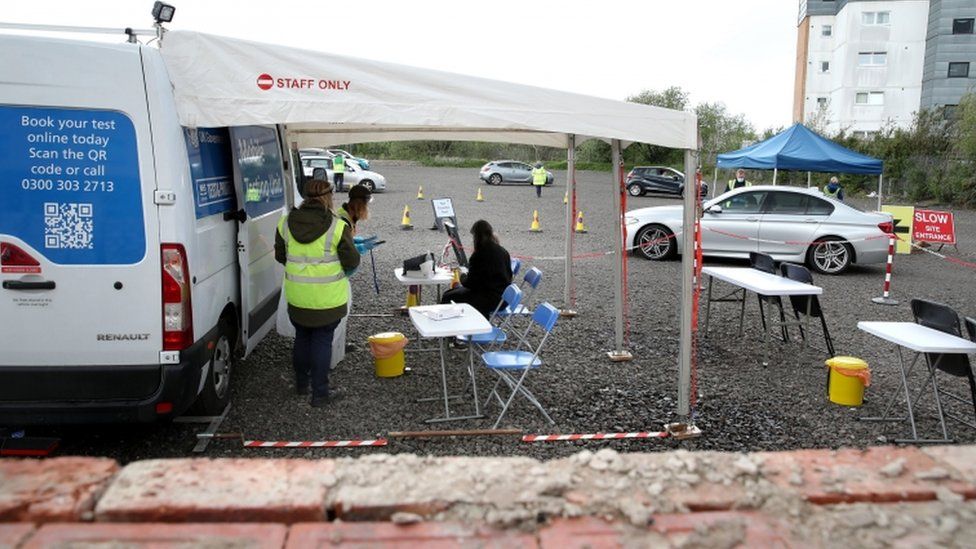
[44,202,94,249]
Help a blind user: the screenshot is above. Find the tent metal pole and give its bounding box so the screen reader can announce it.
[807,171,811,188]
[773,167,778,185]
[677,148,696,419]
[711,166,718,198]
[877,174,883,211]
[607,139,630,361]
[563,134,577,313]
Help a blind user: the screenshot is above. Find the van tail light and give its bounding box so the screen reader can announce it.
[878,221,894,235]
[1,242,41,273]
[161,244,193,351]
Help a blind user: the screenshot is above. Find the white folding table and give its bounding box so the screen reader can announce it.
[409,303,492,423]
[702,266,823,365]
[394,267,454,304]
[858,321,976,444]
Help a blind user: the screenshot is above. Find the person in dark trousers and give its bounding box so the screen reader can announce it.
[274,179,360,407]
[441,220,513,319]
[532,162,547,198]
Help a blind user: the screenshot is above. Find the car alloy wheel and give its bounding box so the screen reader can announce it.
[809,238,852,274]
[635,224,675,260]
[628,183,643,197]
[362,179,375,191]
[489,173,502,185]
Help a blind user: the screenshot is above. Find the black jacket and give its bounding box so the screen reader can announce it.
[462,240,513,305]
[274,202,360,327]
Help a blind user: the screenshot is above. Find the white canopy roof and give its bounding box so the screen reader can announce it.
[159,31,697,150]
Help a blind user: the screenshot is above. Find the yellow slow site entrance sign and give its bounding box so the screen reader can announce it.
[881,205,915,254]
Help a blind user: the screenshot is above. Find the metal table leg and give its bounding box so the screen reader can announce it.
[424,337,485,423]
[737,289,747,336]
[703,275,714,337]
[761,290,769,367]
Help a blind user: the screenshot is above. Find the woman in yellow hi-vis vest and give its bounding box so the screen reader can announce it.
[274,179,360,407]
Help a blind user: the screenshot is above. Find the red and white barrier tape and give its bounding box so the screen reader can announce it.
[243,439,388,448]
[522,431,668,443]
[909,240,976,270]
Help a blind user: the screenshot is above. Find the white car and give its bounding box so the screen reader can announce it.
[301,155,387,192]
[625,186,893,274]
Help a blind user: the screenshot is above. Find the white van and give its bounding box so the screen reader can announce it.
[0,33,293,423]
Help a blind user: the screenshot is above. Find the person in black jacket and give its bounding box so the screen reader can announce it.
[441,220,512,319]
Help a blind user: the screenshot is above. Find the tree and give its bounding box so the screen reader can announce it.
[695,101,756,173]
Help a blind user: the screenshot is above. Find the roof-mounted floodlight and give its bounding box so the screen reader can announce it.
[152,2,176,24]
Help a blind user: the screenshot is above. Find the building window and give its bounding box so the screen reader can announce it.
[816,97,828,106]
[822,25,832,37]
[953,18,974,34]
[948,62,970,78]
[858,52,887,66]
[821,61,830,72]
[862,11,891,25]
[855,92,884,105]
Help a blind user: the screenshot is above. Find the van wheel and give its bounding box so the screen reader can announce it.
[191,318,236,415]
[361,179,375,191]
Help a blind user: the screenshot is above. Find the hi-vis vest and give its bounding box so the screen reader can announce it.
[532,167,547,186]
[727,179,752,190]
[823,185,841,198]
[277,215,349,310]
[332,156,345,174]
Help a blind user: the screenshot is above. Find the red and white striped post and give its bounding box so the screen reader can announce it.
[871,236,899,305]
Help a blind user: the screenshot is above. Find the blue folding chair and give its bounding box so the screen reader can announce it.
[510,258,522,277]
[499,267,542,318]
[453,284,524,417]
[481,302,559,428]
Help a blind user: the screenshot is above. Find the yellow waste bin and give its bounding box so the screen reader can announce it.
[368,332,408,378]
[826,356,870,406]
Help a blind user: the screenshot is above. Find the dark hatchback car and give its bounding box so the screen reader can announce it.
[626,166,706,197]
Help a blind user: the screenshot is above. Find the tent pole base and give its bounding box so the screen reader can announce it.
[871,297,899,306]
[607,350,633,362]
[664,422,702,440]
[559,309,578,318]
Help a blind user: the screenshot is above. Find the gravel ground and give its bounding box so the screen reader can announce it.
[36,163,976,462]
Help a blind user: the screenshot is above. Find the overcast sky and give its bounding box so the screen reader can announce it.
[3,0,799,130]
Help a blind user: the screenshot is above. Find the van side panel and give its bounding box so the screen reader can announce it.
[140,50,239,351]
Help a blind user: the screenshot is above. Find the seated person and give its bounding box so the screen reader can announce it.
[441,220,512,319]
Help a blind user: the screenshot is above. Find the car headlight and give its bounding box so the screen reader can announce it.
[625,216,639,225]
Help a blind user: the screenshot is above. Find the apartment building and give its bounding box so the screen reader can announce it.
[794,0,976,136]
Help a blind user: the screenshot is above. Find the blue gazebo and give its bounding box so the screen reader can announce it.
[715,123,884,206]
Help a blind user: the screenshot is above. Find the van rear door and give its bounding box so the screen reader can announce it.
[228,126,286,355]
[0,37,161,376]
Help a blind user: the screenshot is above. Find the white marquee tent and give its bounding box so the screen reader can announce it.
[160,30,701,422]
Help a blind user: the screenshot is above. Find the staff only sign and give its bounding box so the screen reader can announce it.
[913,209,956,245]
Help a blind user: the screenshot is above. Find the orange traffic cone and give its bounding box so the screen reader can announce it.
[400,205,414,230]
[575,211,588,234]
[529,210,542,232]
[450,268,461,289]
[476,187,484,202]
[416,185,424,200]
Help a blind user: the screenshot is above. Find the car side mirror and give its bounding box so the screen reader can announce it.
[705,205,722,214]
